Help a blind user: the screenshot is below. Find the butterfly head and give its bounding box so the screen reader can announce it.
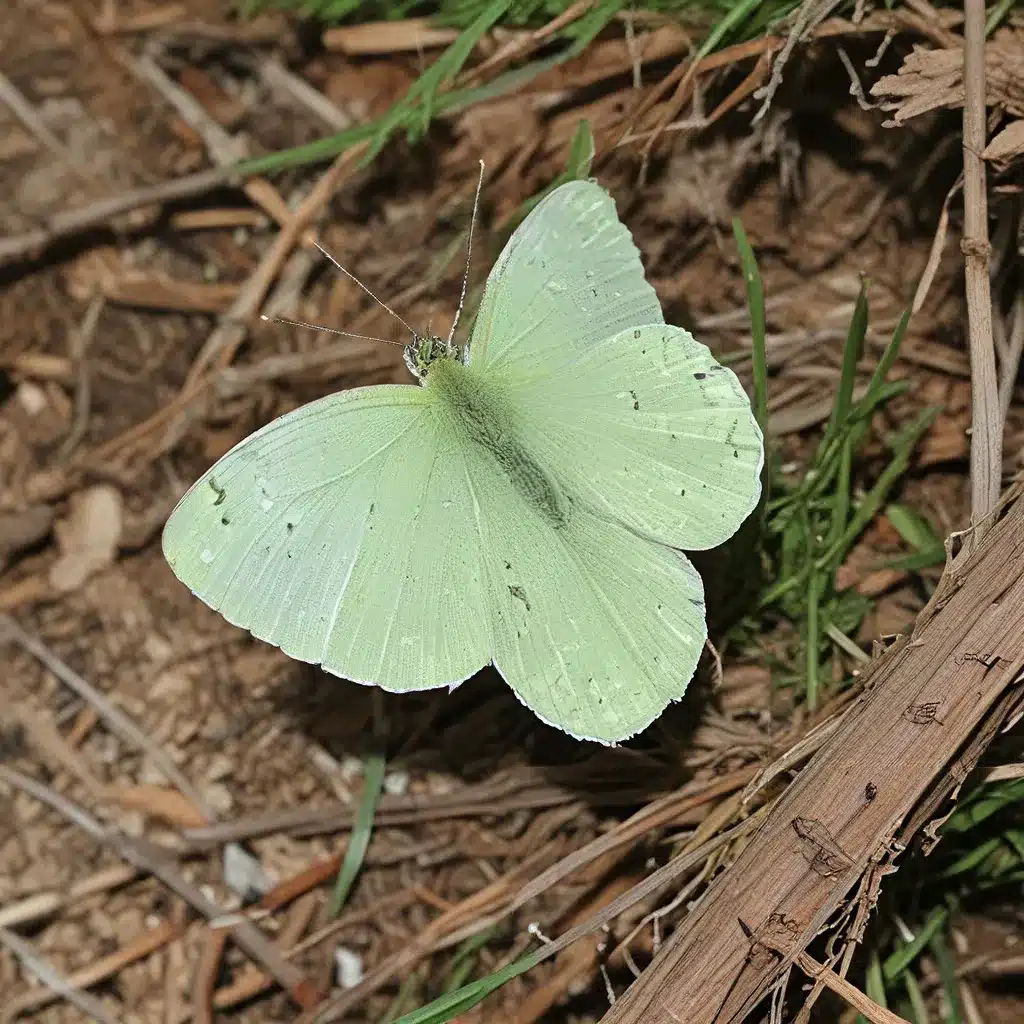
[403,332,467,381]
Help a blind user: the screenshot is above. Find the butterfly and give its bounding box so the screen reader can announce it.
[162,179,763,743]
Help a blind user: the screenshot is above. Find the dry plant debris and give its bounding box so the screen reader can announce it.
[2,0,1024,1022]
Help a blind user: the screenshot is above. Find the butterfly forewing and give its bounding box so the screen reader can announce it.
[162,386,491,690]
[469,181,663,379]
[511,323,764,552]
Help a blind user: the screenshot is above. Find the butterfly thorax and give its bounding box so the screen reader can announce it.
[425,356,570,530]
[404,332,467,381]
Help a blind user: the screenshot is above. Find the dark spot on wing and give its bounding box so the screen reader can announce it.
[509,585,530,611]
[694,372,706,380]
[504,560,512,570]
[680,488,686,497]
[630,389,639,411]
[633,329,641,339]
[287,522,294,532]
[221,516,230,526]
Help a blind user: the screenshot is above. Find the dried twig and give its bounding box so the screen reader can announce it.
[998,291,1024,423]
[0,864,137,930]
[0,70,102,186]
[56,292,103,461]
[307,814,766,1022]
[192,928,229,1024]
[259,59,353,132]
[128,52,247,166]
[0,926,121,1024]
[792,951,910,1024]
[752,0,843,124]
[961,0,1001,536]
[183,143,368,387]
[4,919,182,1017]
[0,166,230,266]
[0,613,213,821]
[0,765,318,1009]
[183,769,678,846]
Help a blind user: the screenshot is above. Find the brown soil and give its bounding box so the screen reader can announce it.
[1,2,1023,1022]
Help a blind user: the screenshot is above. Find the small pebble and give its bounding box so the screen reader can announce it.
[223,842,274,901]
[383,770,409,797]
[335,946,363,989]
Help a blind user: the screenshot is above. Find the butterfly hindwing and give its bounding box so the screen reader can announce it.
[460,437,707,743]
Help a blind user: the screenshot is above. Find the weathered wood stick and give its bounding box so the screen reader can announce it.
[605,485,1024,1024]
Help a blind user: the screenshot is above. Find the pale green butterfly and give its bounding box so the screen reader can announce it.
[162,178,763,744]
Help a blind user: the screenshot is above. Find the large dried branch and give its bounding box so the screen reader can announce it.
[603,484,1024,1024]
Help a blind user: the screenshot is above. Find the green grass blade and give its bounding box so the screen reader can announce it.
[806,574,821,710]
[941,779,1024,833]
[929,928,963,1023]
[828,436,853,551]
[329,748,387,917]
[375,0,513,154]
[379,968,422,1024]
[564,118,595,179]
[873,547,946,573]
[817,407,939,572]
[500,119,595,235]
[822,278,869,448]
[562,0,622,58]
[903,968,931,1024]
[863,306,911,401]
[856,948,888,1024]
[391,950,544,1024]
[731,217,768,430]
[442,928,496,994]
[941,836,1003,878]
[885,503,942,553]
[986,0,1015,34]
[235,49,557,178]
[693,0,767,61]
[235,122,377,177]
[883,907,948,980]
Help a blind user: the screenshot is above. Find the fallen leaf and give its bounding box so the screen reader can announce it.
[106,783,208,829]
[49,484,123,592]
[984,119,1024,163]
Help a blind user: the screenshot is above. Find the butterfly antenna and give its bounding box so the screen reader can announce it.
[447,159,485,346]
[259,314,404,347]
[311,241,418,338]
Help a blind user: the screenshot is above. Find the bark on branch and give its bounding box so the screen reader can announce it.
[604,485,1024,1024]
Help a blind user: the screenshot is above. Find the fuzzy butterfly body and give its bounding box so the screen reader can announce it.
[162,180,763,743]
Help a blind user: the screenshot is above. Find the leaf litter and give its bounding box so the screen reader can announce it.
[2,1,1024,1022]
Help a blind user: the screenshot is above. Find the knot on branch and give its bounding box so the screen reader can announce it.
[960,237,992,259]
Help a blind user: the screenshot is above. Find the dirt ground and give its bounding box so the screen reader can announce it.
[2,2,1024,1022]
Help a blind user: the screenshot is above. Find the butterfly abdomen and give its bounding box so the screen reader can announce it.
[427,356,568,530]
